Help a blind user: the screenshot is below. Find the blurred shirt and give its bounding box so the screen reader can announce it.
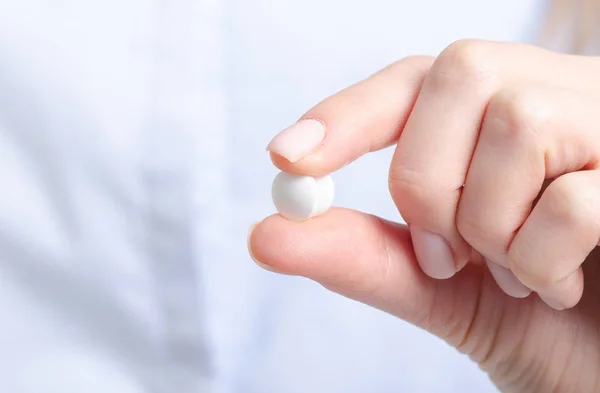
[0,1,542,392]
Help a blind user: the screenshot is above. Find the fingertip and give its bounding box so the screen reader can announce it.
[246,220,262,264]
[485,260,532,299]
[266,118,326,164]
[410,226,458,279]
[247,208,404,285]
[247,220,282,273]
[247,215,289,272]
[538,293,567,311]
[248,210,335,275]
[536,268,584,311]
[268,150,333,177]
[268,151,295,173]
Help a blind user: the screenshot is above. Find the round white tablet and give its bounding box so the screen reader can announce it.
[271,171,335,222]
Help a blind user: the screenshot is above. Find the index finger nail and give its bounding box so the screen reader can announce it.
[267,119,325,162]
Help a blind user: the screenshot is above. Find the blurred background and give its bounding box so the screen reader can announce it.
[0,0,590,392]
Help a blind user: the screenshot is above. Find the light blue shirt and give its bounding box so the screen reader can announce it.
[0,1,542,392]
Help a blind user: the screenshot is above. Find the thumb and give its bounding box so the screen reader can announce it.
[248,208,490,346]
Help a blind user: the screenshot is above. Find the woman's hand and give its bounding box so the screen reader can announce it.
[248,40,600,392]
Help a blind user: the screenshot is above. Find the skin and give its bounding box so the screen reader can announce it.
[248,40,600,392]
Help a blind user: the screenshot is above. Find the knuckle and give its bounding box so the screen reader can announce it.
[508,242,561,288]
[388,166,438,223]
[542,177,589,226]
[388,165,423,204]
[456,208,495,250]
[429,40,499,90]
[485,87,549,141]
[456,204,510,253]
[376,56,436,89]
[388,55,436,73]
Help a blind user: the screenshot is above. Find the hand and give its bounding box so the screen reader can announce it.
[248,40,600,392]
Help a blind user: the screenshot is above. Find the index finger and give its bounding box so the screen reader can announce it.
[266,56,434,176]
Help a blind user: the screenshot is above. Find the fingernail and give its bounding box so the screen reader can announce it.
[485,260,531,299]
[538,293,566,311]
[247,222,280,273]
[267,119,325,162]
[410,226,456,279]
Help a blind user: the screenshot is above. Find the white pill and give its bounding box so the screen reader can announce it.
[271,171,335,222]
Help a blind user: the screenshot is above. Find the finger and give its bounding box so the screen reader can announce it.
[266,56,434,176]
[485,260,531,299]
[507,171,600,310]
[388,40,599,279]
[247,207,492,345]
[458,86,600,268]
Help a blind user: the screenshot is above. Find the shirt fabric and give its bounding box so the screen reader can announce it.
[0,1,543,392]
